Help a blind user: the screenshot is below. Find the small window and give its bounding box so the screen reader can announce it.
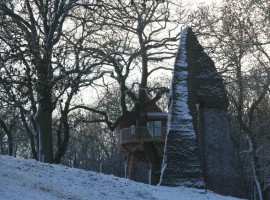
[147,121,162,138]
[131,125,136,135]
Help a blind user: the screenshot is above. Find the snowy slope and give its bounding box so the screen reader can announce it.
[0,156,244,200]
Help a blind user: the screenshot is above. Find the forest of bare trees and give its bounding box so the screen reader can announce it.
[0,0,178,162]
[1,0,270,199]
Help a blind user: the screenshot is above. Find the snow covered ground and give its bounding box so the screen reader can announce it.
[0,156,244,200]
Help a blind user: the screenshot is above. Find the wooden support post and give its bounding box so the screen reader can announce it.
[128,153,135,180]
[124,161,128,178]
[148,164,152,185]
[100,163,103,173]
[126,154,131,178]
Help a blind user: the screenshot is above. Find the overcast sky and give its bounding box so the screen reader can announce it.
[187,0,219,6]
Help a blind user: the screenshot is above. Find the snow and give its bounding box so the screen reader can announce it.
[166,26,195,135]
[176,27,188,67]
[0,155,243,200]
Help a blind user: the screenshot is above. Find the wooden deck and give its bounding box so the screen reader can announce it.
[118,127,167,155]
[118,127,167,144]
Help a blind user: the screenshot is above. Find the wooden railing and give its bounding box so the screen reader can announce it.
[118,127,167,145]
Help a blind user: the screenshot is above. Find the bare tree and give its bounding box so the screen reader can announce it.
[65,1,185,184]
[63,86,125,175]
[0,0,106,163]
[73,0,183,129]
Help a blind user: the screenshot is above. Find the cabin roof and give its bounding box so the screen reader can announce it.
[147,112,167,118]
[144,96,163,112]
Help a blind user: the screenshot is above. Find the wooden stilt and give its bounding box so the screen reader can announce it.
[128,153,135,180]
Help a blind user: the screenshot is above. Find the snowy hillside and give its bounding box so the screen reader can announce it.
[0,156,244,200]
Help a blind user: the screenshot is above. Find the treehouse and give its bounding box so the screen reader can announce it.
[117,101,167,184]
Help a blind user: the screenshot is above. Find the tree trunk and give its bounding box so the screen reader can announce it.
[54,112,70,164]
[36,107,53,163]
[0,118,13,156]
[143,142,162,185]
[135,92,162,184]
[20,111,38,160]
[245,134,263,200]
[36,64,53,163]
[7,135,13,156]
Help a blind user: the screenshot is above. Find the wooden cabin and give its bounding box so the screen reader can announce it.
[117,101,167,184]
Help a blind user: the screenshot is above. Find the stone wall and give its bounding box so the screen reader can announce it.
[199,108,246,197]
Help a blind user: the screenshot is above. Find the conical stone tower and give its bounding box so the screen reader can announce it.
[159,26,247,198]
[159,27,204,188]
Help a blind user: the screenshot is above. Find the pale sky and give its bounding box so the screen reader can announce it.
[190,0,217,4]
[186,0,220,6]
